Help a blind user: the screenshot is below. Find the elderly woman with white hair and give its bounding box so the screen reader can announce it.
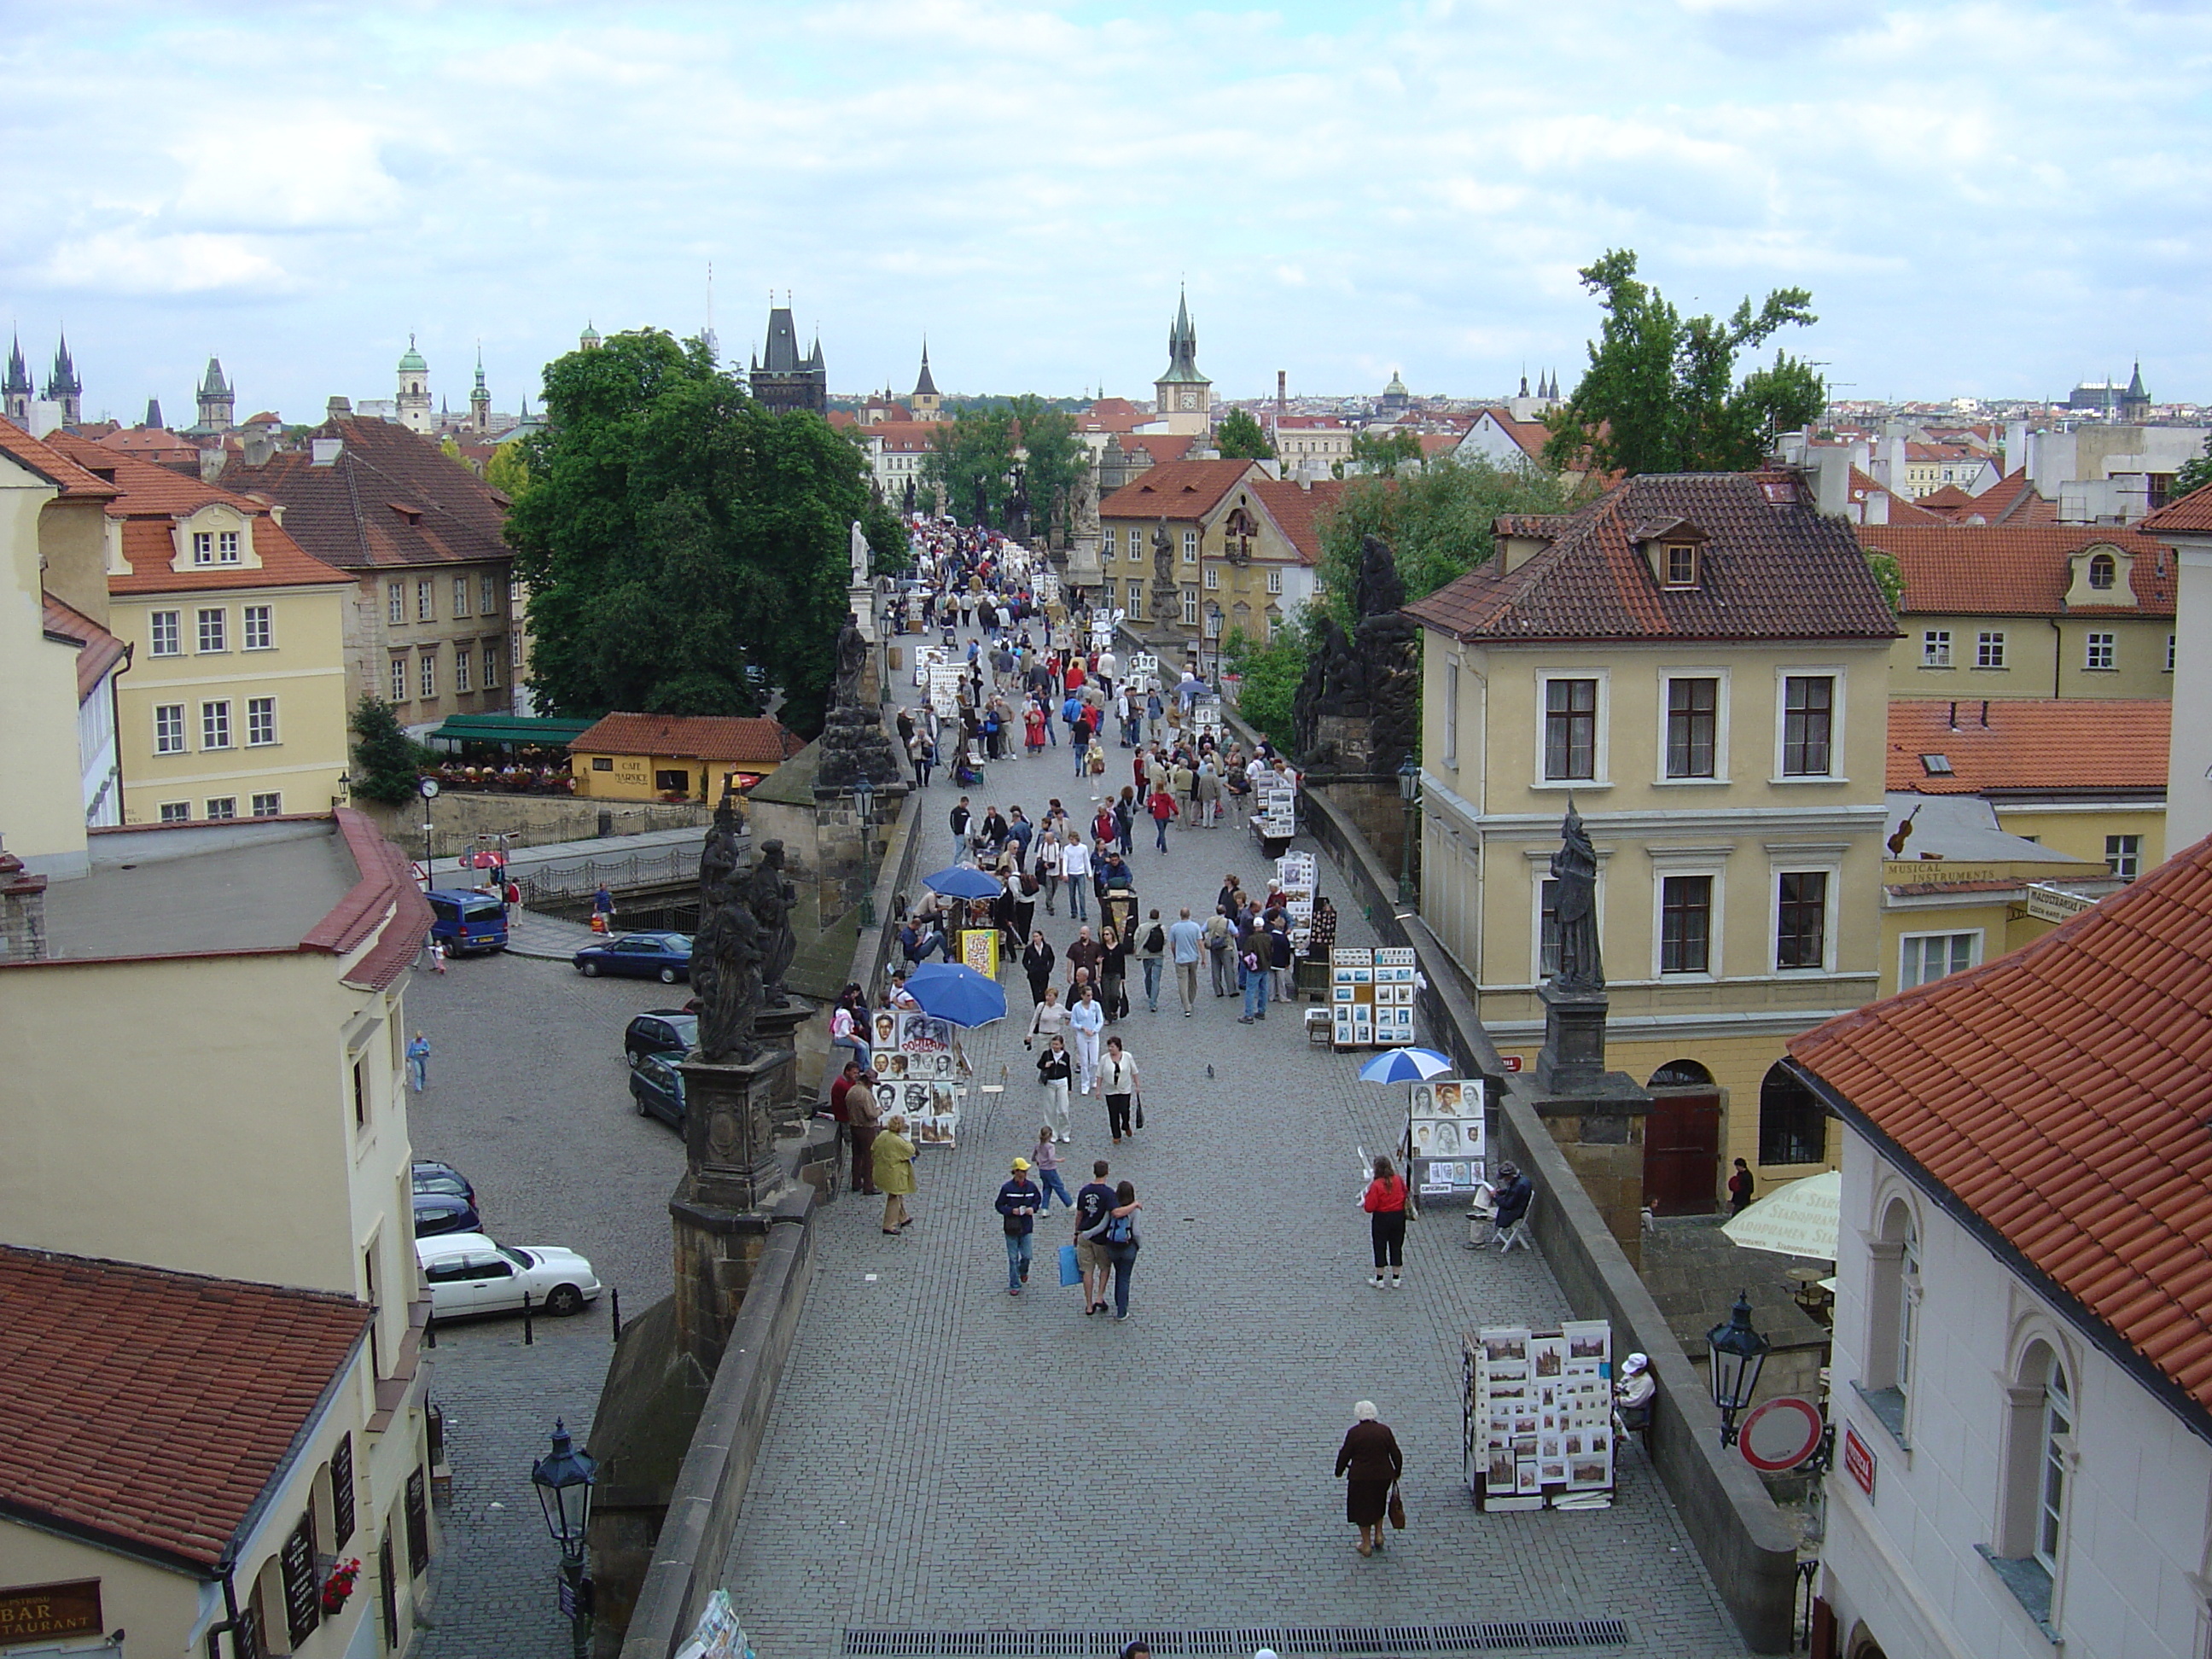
[1333,1400,1404,1557]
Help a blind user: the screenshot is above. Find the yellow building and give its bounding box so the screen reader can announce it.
[569,711,802,801]
[51,433,354,824]
[1406,471,1901,1210]
[1865,522,2177,701]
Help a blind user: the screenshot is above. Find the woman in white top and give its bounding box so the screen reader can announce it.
[1036,830,1065,916]
[1066,983,1106,1097]
[1099,1036,1141,1143]
[1025,985,1070,1048]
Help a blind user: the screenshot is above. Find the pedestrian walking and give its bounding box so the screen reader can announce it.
[1068,983,1105,1097]
[1099,924,1129,1022]
[1136,908,1167,1012]
[1100,1037,1141,1143]
[1078,1179,1143,1320]
[405,1030,431,1092]
[1727,1158,1754,1214]
[1031,1127,1074,1211]
[1022,930,1057,1005]
[1363,1155,1408,1288]
[1148,782,1176,852]
[1237,919,1272,1023]
[997,1158,1043,1294]
[949,795,972,864]
[1033,1034,1074,1142]
[874,1115,917,1233]
[1335,1402,1405,1557]
[593,883,614,933]
[1074,1159,1117,1315]
[1060,836,1091,921]
[428,938,447,975]
[1038,830,1064,915]
[1204,905,1236,998]
[1167,906,1203,1016]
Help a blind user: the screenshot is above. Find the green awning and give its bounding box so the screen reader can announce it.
[428,714,597,746]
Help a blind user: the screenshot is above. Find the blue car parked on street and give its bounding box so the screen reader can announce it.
[572,931,693,983]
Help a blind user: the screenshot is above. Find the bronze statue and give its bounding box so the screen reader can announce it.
[1549,803,1604,993]
[692,790,762,1062]
[833,613,869,710]
[748,839,797,1006]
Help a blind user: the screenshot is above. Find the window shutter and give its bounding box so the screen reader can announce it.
[281,1511,321,1646]
[331,1432,356,1547]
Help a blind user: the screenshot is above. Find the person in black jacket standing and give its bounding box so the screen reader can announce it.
[1022,930,1056,1004]
[949,796,972,864]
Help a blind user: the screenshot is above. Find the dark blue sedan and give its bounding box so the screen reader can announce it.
[629,1051,687,1131]
[572,931,694,984]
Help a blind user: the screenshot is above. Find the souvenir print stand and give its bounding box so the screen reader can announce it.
[1330,946,1417,1049]
[876,1010,967,1149]
[1464,1322,1618,1511]
[1408,1076,1487,1201]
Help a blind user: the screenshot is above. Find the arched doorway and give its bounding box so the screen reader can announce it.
[1644,1059,1721,1215]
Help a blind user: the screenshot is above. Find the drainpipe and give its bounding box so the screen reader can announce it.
[2050,619,2064,697]
[201,1562,244,1658]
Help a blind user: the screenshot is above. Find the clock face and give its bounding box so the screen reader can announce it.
[1179,389,1199,410]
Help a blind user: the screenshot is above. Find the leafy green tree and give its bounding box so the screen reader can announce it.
[1214,408,1275,460]
[1544,248,1825,476]
[2173,434,2212,502]
[921,405,1016,526]
[504,329,902,737]
[485,437,531,499]
[1009,395,1085,544]
[1348,428,1423,477]
[1864,549,1906,614]
[348,695,422,806]
[1316,454,1591,624]
[1222,620,1307,750]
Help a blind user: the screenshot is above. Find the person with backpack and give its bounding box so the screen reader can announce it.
[1079,1179,1143,1320]
[1074,1160,1118,1315]
[996,1157,1043,1295]
[1237,917,1272,1023]
[1363,1155,1409,1288]
[1136,909,1168,1012]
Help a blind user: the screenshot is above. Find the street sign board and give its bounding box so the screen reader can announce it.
[1738,1396,1825,1472]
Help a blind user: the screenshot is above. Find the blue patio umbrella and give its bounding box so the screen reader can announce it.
[903,962,1008,1027]
[1358,1046,1456,1084]
[922,866,1004,901]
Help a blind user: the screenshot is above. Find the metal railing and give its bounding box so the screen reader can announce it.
[518,843,724,905]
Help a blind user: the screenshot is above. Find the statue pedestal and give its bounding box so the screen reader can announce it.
[1529,981,1653,1266]
[847,583,879,643]
[1536,981,1610,1095]
[671,1048,793,1370]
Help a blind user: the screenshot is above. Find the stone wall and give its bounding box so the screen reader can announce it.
[356,792,710,857]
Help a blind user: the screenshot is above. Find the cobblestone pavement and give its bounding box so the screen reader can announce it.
[404,946,690,1657]
[720,657,1751,1657]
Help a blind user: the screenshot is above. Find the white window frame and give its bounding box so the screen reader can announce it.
[416,579,434,621]
[455,647,473,694]
[191,530,213,565]
[1977,631,2007,669]
[242,604,273,650]
[2167,633,2177,673]
[485,643,500,687]
[1181,529,1198,564]
[217,529,240,564]
[1921,629,1953,667]
[1534,668,1610,789]
[1203,563,1220,591]
[158,801,191,823]
[154,703,187,755]
[510,634,522,668]
[2105,834,2142,881]
[205,796,237,820]
[1265,568,1283,595]
[1769,862,1839,974]
[390,656,408,702]
[246,696,277,748]
[482,573,499,614]
[201,700,232,751]
[196,608,227,654]
[1899,928,1981,988]
[149,610,180,656]
[420,650,438,699]
[1442,661,1458,770]
[2085,632,2116,672]
[1773,665,1846,783]
[1101,527,1115,558]
[1648,853,1726,980]
[1179,587,1198,626]
[1657,667,1731,784]
[452,576,470,618]
[251,792,283,818]
[388,582,405,626]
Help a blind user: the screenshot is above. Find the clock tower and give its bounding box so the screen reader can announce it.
[1154,288,1213,437]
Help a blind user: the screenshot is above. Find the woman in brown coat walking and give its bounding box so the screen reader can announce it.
[1334,1400,1403,1557]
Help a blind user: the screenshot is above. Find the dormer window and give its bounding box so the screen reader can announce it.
[189,529,238,565]
[1664,544,1699,589]
[2087,552,2116,591]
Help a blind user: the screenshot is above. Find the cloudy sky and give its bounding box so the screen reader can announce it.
[3,1,2206,424]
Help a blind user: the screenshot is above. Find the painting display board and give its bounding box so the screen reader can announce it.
[1464,1322,1616,1511]
[1408,1077,1486,1184]
[1190,696,1223,740]
[1330,947,1375,1049]
[926,664,963,717]
[958,928,1000,980]
[885,1011,964,1147]
[1090,608,1125,648]
[911,645,949,688]
[1125,653,1160,695]
[1371,946,1417,1046]
[1275,851,1316,952]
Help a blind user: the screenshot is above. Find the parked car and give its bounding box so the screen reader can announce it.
[625,1010,698,1068]
[415,1232,602,1319]
[411,1161,475,1205]
[424,888,509,955]
[412,1192,482,1238]
[630,1051,686,1131]
[572,932,693,983]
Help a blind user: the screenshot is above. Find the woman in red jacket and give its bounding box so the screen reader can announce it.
[1363,1154,1408,1289]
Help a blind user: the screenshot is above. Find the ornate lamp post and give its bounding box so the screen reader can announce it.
[530,1419,597,1636]
[1705,1289,1771,1447]
[1396,754,1421,905]
[853,769,876,928]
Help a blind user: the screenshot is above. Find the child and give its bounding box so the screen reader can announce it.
[1031,1126,1074,1211]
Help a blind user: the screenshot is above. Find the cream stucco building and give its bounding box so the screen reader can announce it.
[1406,471,1900,1208]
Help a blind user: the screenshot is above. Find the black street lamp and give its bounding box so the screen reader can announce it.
[1396,754,1421,905]
[1705,1289,1771,1447]
[853,770,876,928]
[530,1418,597,1626]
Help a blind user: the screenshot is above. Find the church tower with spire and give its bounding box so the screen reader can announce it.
[44,334,81,425]
[192,358,235,435]
[911,341,942,422]
[3,335,32,426]
[2121,359,2151,423]
[1154,288,1212,436]
[396,335,432,434]
[470,349,491,435]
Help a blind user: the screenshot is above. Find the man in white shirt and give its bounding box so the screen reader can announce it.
[1096,648,1118,697]
[1059,836,1092,922]
[1066,984,1107,1097]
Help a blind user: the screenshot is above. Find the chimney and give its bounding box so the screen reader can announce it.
[311,438,344,467]
[198,445,225,485]
[1980,700,1989,729]
[1947,701,1959,731]
[242,428,276,468]
[1276,371,1286,419]
[326,395,353,419]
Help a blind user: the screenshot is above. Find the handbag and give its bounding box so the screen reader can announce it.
[1057,1243,1082,1287]
[1135,1091,1145,1130]
[1388,1483,1406,1530]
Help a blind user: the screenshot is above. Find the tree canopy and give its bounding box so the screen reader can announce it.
[921,406,1016,527]
[485,437,531,499]
[1009,395,1085,545]
[2174,434,2212,502]
[1543,249,1826,476]
[504,329,903,737]
[348,696,422,805]
[1347,428,1423,477]
[1215,408,1275,460]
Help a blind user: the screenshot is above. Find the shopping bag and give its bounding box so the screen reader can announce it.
[1058,1243,1082,1287]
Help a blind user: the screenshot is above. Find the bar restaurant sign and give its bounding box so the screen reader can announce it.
[0,1580,102,1647]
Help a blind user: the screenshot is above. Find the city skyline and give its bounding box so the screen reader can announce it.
[3,2,2206,422]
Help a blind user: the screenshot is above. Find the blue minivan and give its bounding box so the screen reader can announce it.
[425,888,509,955]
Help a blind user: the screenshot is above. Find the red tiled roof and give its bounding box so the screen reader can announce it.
[569,713,803,765]
[2139,483,2212,535]
[224,416,509,573]
[311,811,437,992]
[1407,472,1901,643]
[1109,434,1203,468]
[1914,484,1976,509]
[0,1245,369,1571]
[1858,523,2174,616]
[1789,834,2212,1426]
[0,422,119,499]
[42,594,130,701]
[1887,699,2170,795]
[1099,459,1261,523]
[100,427,201,464]
[864,421,942,454]
[1844,468,1946,525]
[1248,478,1349,565]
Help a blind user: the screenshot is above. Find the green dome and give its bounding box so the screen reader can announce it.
[397,333,428,373]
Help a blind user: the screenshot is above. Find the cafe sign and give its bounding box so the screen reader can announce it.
[2025,884,2096,924]
[0,1580,102,1648]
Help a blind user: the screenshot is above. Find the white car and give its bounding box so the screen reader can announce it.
[416,1231,602,1320]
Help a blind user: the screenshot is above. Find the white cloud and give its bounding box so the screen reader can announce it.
[35,227,294,296]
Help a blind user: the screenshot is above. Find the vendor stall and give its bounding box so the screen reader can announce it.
[1464,1322,1618,1511]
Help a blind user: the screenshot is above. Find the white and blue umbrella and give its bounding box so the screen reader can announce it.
[1358,1047,1456,1084]
[903,962,1008,1028]
[923,866,1004,900]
